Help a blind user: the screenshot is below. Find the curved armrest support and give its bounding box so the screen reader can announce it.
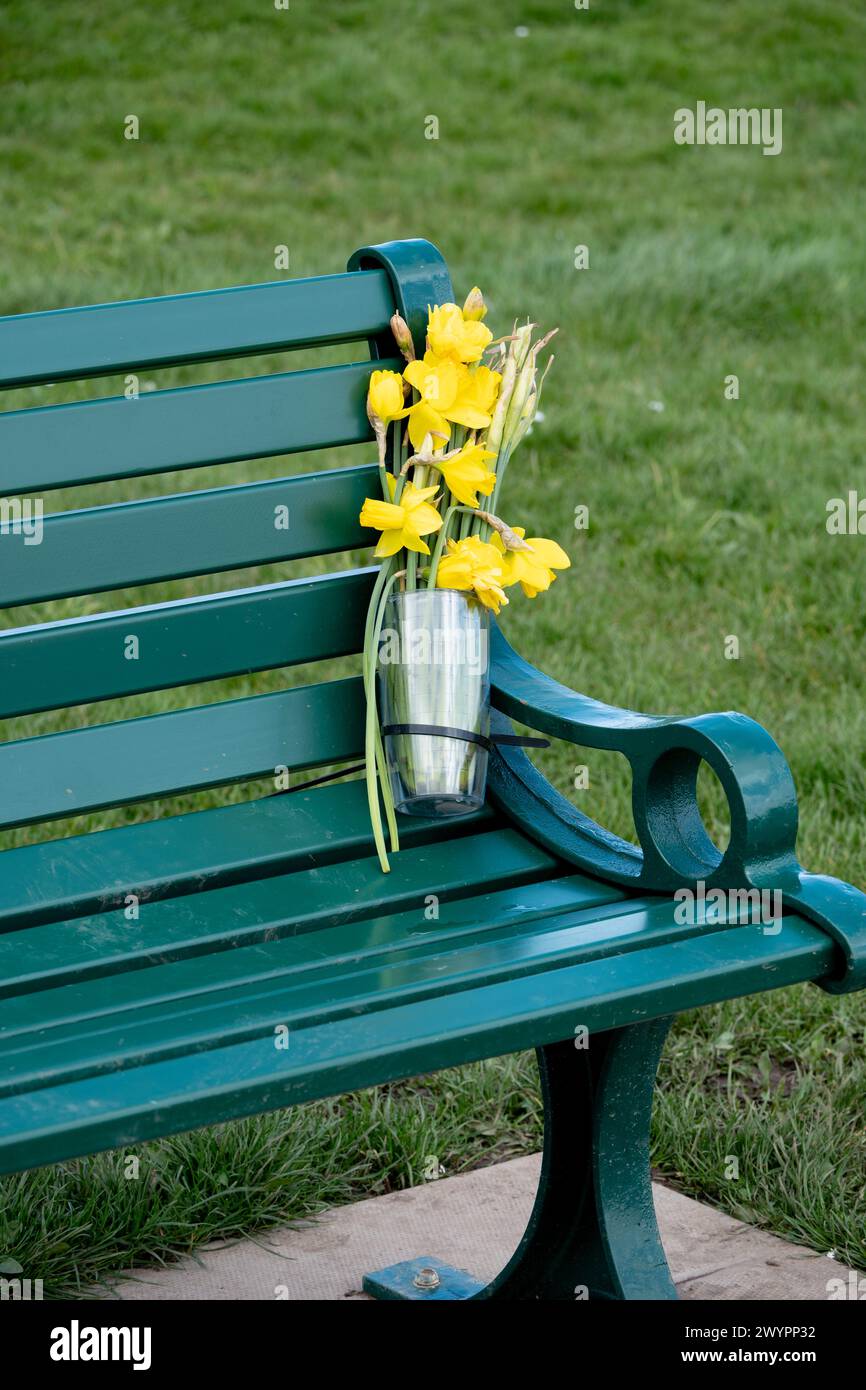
[488,625,866,993]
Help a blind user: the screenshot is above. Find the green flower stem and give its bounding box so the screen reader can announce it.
[406,459,431,592]
[391,418,403,475]
[441,426,466,551]
[362,558,402,871]
[427,504,478,588]
[362,558,394,682]
[374,719,398,851]
[397,455,458,564]
[361,572,390,857]
[362,679,389,871]
[483,440,516,541]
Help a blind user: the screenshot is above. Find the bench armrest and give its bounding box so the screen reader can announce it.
[488,625,866,994]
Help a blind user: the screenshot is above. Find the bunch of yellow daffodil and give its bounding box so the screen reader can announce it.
[358,289,569,870]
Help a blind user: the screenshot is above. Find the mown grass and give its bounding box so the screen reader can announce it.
[0,0,864,1294]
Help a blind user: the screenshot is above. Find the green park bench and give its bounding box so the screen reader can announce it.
[0,239,863,1301]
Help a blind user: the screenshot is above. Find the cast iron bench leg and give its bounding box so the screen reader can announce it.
[363,1017,677,1301]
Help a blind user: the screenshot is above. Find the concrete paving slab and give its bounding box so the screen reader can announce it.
[103,1154,851,1301]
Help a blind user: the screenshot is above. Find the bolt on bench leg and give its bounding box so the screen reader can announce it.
[363,1018,676,1302]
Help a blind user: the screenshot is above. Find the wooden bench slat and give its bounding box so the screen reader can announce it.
[0,569,376,719]
[0,270,395,388]
[0,871,598,1032]
[0,676,364,828]
[0,871,638,1091]
[0,779,495,932]
[0,827,558,1006]
[0,873,622,1053]
[0,910,833,1173]
[0,359,396,495]
[0,465,377,608]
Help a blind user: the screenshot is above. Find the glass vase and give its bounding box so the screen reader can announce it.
[378,588,491,817]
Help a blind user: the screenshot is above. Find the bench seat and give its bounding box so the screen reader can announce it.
[0,778,835,1176]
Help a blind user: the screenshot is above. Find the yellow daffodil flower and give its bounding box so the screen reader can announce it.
[491,527,571,597]
[367,369,405,425]
[437,443,497,508]
[427,303,493,363]
[401,352,495,450]
[436,535,508,614]
[359,476,443,558]
[461,363,502,419]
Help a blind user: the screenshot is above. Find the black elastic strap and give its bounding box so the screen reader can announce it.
[383,722,490,749]
[271,762,365,797]
[272,730,549,798]
[382,723,549,752]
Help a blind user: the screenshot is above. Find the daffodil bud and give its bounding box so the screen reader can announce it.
[501,327,556,449]
[390,313,415,361]
[462,286,487,321]
[511,322,534,374]
[485,355,517,456]
[502,358,537,447]
[367,369,406,425]
[510,391,537,449]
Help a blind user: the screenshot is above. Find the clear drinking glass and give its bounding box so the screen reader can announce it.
[378,589,491,817]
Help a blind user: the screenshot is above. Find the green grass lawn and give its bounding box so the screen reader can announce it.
[1,0,864,1295]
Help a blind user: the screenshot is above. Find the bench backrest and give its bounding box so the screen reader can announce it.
[0,239,453,834]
